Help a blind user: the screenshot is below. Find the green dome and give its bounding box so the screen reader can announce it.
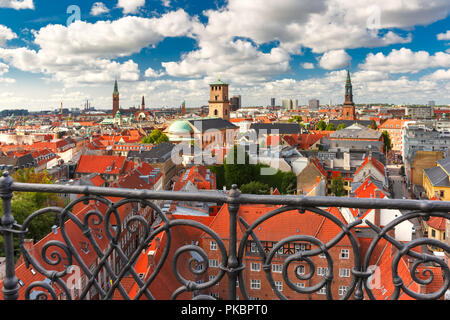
[168,120,193,134]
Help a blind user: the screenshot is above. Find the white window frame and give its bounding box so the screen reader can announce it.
[339,268,351,278]
[209,259,219,268]
[272,264,282,273]
[250,279,261,290]
[250,262,261,272]
[274,281,283,292]
[210,241,217,251]
[317,267,329,276]
[296,264,305,275]
[339,286,349,296]
[317,287,326,295]
[340,249,350,259]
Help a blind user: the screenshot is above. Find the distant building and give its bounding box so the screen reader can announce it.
[282,99,298,110]
[230,95,241,111]
[378,119,409,152]
[402,121,450,164]
[209,79,231,121]
[405,105,433,119]
[309,99,320,110]
[271,98,276,108]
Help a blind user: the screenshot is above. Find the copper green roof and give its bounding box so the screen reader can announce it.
[168,120,193,134]
[210,79,228,86]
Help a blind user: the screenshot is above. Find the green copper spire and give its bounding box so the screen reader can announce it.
[346,67,352,85]
[113,80,119,95]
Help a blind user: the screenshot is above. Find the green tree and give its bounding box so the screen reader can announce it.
[316,120,327,131]
[325,123,336,131]
[240,181,270,195]
[224,145,254,188]
[0,169,62,258]
[337,124,346,130]
[141,129,170,144]
[381,130,392,154]
[209,165,225,190]
[288,115,303,124]
[281,172,297,194]
[330,176,346,197]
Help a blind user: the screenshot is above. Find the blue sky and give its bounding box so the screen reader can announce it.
[0,0,449,111]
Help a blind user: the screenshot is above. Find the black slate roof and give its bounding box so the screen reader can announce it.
[187,118,238,132]
[250,123,302,135]
[127,142,175,162]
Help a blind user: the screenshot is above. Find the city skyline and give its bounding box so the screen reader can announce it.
[0,0,449,110]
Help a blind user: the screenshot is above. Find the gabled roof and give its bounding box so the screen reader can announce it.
[426,216,446,231]
[76,155,126,175]
[329,122,380,140]
[203,203,354,247]
[437,157,450,175]
[424,166,450,187]
[354,155,386,177]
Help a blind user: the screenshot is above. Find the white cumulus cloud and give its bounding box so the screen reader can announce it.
[360,48,450,74]
[437,30,450,40]
[301,62,314,69]
[319,50,352,70]
[0,0,34,10]
[91,2,109,16]
[117,0,145,14]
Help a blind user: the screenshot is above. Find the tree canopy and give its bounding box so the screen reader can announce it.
[240,181,270,195]
[381,130,392,154]
[325,123,336,131]
[316,120,327,131]
[0,168,63,259]
[330,176,346,197]
[288,115,303,124]
[141,129,170,144]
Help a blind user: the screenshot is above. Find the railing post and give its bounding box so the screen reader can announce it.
[227,184,241,300]
[0,172,20,300]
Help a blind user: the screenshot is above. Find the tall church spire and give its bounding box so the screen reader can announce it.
[113,79,120,116]
[114,79,119,95]
[342,67,356,120]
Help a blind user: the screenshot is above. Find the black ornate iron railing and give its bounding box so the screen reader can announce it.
[0,171,449,300]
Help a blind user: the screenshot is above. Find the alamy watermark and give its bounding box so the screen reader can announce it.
[170,124,280,176]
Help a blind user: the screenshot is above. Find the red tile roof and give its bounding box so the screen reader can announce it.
[76,155,126,175]
[426,216,446,231]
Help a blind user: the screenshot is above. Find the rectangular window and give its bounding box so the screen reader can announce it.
[317,267,329,276]
[317,287,326,295]
[296,265,305,275]
[250,242,258,253]
[275,281,283,292]
[272,264,282,273]
[210,241,217,251]
[250,262,261,272]
[340,249,350,259]
[339,286,349,296]
[250,279,261,290]
[209,259,219,268]
[339,268,351,278]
